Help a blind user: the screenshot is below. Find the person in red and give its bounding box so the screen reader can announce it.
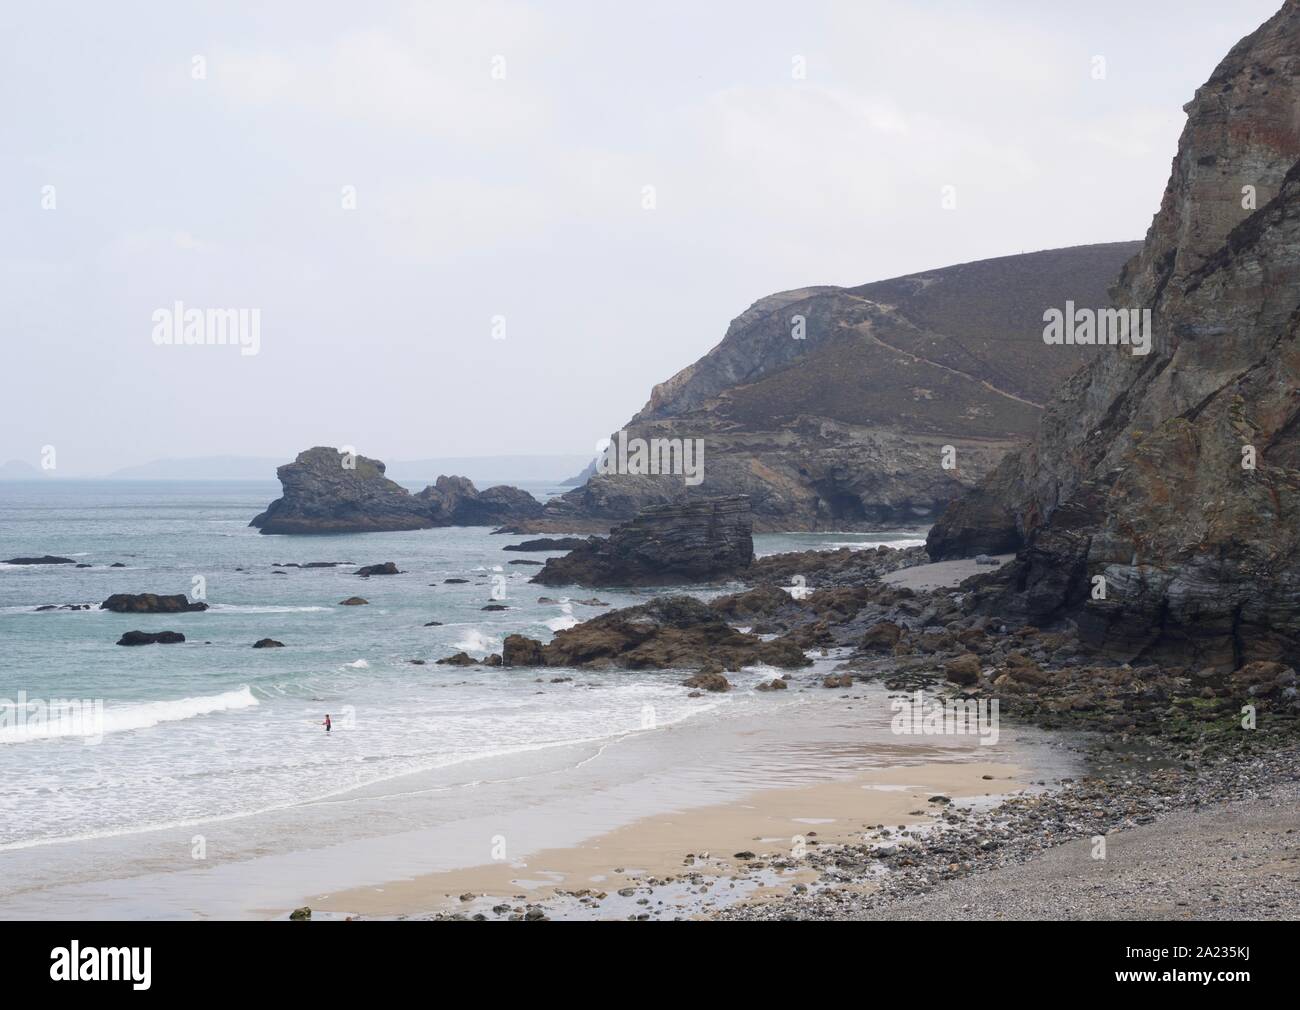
[322,714,331,733]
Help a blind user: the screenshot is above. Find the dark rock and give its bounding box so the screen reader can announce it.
[503,595,811,672]
[117,630,185,646]
[944,653,982,685]
[100,593,208,614]
[339,597,369,606]
[355,562,400,577]
[502,634,546,667]
[252,638,285,648]
[481,603,509,611]
[250,447,542,534]
[503,537,591,552]
[508,559,543,566]
[532,497,753,587]
[436,652,479,666]
[3,555,77,565]
[683,671,731,692]
[289,907,311,921]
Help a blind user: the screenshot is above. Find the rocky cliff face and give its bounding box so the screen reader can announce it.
[531,497,753,587]
[929,0,1300,671]
[250,447,543,533]
[517,243,1139,533]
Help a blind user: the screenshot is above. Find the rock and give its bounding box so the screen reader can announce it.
[249,447,543,534]
[532,497,754,587]
[710,584,798,620]
[289,907,311,921]
[944,653,982,685]
[508,559,543,566]
[443,578,469,584]
[116,630,185,646]
[683,671,731,692]
[423,620,443,627]
[928,4,1300,672]
[355,562,400,577]
[756,678,789,691]
[100,593,208,614]
[502,634,546,667]
[503,537,591,552]
[3,555,77,565]
[436,652,479,666]
[339,597,369,606]
[252,638,285,648]
[974,554,1000,566]
[504,596,810,672]
[822,673,854,688]
[481,603,509,611]
[110,562,126,568]
[861,620,903,650]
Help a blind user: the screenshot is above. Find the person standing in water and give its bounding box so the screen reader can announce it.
[322,714,331,733]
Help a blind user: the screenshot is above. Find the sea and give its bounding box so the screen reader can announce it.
[0,479,1059,918]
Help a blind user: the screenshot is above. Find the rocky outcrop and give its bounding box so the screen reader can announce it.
[513,243,1140,533]
[354,562,400,577]
[929,1,1300,671]
[116,630,185,646]
[249,447,543,534]
[3,555,77,565]
[502,537,591,552]
[531,497,753,587]
[500,595,811,671]
[100,593,208,614]
[252,638,284,648]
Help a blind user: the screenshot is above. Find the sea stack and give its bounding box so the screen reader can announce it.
[532,496,754,587]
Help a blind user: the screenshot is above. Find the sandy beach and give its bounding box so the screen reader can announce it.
[315,760,1030,920]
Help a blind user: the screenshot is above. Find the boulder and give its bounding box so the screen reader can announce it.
[682,671,731,692]
[100,593,208,614]
[503,634,546,666]
[944,653,982,686]
[355,562,400,577]
[339,597,369,606]
[252,638,285,648]
[117,630,185,646]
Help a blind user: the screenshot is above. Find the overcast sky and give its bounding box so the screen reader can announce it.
[0,0,1282,475]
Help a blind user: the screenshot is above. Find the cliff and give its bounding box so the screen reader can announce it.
[928,0,1300,671]
[518,243,1140,533]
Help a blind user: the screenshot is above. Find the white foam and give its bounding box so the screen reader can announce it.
[453,629,501,654]
[345,659,370,669]
[0,686,258,744]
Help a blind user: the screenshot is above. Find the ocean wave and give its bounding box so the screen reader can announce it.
[0,686,258,744]
[453,629,501,654]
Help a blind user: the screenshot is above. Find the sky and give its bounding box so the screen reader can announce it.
[0,0,1284,476]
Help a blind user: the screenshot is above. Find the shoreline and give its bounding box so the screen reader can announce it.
[312,759,1034,921]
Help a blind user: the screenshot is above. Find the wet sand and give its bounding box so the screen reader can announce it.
[315,759,1028,920]
[882,554,1015,591]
